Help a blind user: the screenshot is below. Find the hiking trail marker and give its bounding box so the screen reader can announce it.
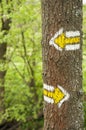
[43,84,70,108]
[49,28,80,51]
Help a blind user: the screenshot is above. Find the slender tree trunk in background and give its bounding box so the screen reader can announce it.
[41,0,84,129]
[0,2,20,130]
[21,31,38,100]
[0,1,10,119]
[0,40,7,114]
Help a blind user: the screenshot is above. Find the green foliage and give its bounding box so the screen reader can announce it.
[0,0,43,129]
[84,102,86,129]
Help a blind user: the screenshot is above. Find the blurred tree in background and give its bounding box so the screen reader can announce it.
[0,0,11,120]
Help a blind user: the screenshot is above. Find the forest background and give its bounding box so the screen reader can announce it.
[0,0,86,130]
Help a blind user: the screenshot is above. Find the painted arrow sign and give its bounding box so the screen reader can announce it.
[49,28,80,51]
[43,84,70,108]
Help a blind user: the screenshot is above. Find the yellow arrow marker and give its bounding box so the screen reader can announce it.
[54,33,80,48]
[44,87,65,104]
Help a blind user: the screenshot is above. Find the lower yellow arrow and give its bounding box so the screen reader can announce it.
[54,33,80,48]
[44,87,65,104]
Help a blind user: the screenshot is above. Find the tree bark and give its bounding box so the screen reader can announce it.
[41,0,84,129]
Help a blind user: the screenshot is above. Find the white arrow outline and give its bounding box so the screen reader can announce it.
[43,84,70,108]
[57,85,70,108]
[49,28,80,51]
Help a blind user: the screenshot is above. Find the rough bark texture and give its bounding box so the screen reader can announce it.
[41,0,84,130]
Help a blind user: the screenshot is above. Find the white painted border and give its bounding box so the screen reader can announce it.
[43,83,70,108]
[43,83,54,92]
[49,28,63,51]
[49,28,80,51]
[44,95,54,104]
[66,31,80,38]
[52,43,62,51]
[65,44,80,51]
[57,85,70,108]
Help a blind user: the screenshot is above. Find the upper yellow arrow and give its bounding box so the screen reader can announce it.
[44,87,65,104]
[54,33,80,48]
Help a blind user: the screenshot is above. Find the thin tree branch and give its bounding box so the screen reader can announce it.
[21,30,34,77]
[10,60,28,85]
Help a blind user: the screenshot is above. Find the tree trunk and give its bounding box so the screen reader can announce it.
[41,0,84,129]
[0,0,11,119]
